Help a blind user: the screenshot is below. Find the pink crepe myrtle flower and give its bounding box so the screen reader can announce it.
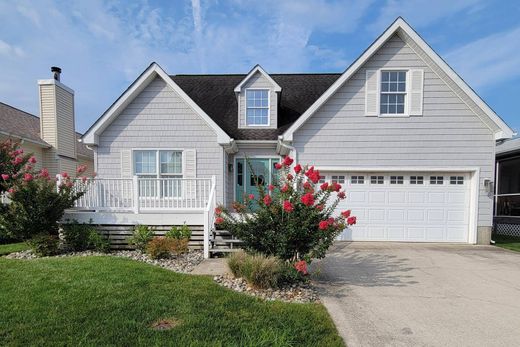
[274,163,283,170]
[319,221,329,230]
[1,174,9,180]
[283,200,294,213]
[248,194,255,200]
[61,172,69,178]
[337,191,346,199]
[341,210,351,218]
[23,173,33,182]
[347,216,357,225]
[281,184,289,193]
[283,156,294,166]
[286,173,294,181]
[268,184,275,191]
[215,217,224,224]
[28,156,37,164]
[215,207,222,215]
[294,164,302,174]
[77,165,87,174]
[12,157,23,165]
[263,194,272,206]
[301,192,315,207]
[294,260,308,275]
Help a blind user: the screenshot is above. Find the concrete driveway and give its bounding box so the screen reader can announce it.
[313,243,520,347]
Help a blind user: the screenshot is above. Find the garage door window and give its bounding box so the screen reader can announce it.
[410,176,424,184]
[351,176,365,184]
[370,176,384,184]
[390,176,403,184]
[430,176,444,185]
[331,175,346,184]
[450,176,464,185]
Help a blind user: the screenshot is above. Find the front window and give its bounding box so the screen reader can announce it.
[246,89,269,125]
[380,71,406,115]
[134,150,183,197]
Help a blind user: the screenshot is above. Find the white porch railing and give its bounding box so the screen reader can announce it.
[203,176,217,258]
[72,177,214,212]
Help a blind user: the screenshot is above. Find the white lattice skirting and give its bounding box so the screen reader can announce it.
[494,223,520,237]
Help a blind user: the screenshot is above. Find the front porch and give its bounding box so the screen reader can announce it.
[64,176,218,258]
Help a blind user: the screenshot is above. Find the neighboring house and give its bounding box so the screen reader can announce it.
[494,137,520,237]
[0,68,94,177]
[70,17,514,257]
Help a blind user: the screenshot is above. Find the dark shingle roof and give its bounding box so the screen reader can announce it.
[0,102,93,158]
[171,73,341,140]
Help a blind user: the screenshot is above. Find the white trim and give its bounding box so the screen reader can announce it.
[37,79,74,95]
[132,148,184,177]
[282,17,514,142]
[234,65,282,93]
[244,88,270,126]
[378,68,410,118]
[82,63,232,145]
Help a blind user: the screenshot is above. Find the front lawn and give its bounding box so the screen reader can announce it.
[0,242,30,256]
[494,235,520,252]
[0,256,343,346]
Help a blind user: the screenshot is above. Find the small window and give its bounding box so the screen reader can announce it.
[430,176,444,185]
[410,176,424,184]
[370,176,384,184]
[380,71,406,115]
[351,175,365,184]
[246,89,269,126]
[160,151,182,176]
[331,175,346,184]
[450,176,464,185]
[134,150,157,175]
[390,176,403,184]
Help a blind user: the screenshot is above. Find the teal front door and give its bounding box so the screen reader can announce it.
[235,158,276,203]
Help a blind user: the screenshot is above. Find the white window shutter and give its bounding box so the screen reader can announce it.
[121,150,132,178]
[409,69,424,116]
[182,149,197,199]
[365,70,379,116]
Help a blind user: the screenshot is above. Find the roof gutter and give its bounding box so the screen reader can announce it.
[276,136,294,157]
[0,130,51,148]
[223,138,238,154]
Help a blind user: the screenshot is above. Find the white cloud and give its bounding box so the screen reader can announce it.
[445,26,520,88]
[370,0,484,32]
[0,39,25,58]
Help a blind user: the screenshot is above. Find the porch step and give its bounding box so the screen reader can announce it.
[209,229,243,257]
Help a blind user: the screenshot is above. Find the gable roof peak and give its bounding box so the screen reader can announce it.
[233,64,282,93]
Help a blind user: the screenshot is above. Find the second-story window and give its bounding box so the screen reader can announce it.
[246,89,269,126]
[380,71,406,115]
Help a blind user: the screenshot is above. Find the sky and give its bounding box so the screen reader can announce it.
[0,0,519,133]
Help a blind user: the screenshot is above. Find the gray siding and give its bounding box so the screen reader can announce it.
[96,77,224,203]
[238,71,277,129]
[293,34,495,226]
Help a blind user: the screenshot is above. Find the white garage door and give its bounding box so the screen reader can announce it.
[322,172,471,242]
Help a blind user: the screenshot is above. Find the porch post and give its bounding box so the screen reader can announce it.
[133,176,139,214]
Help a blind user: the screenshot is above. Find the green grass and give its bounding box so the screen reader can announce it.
[0,242,30,256]
[494,235,520,252]
[0,256,343,346]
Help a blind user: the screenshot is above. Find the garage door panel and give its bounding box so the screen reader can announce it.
[326,171,470,243]
[407,210,425,222]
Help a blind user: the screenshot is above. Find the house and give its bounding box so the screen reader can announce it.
[0,67,94,177]
[494,137,520,237]
[68,17,514,257]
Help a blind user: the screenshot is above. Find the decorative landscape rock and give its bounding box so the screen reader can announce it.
[5,249,204,273]
[213,274,320,303]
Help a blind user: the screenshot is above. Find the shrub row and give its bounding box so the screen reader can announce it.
[129,224,192,259]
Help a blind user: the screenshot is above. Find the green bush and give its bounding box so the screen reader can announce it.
[28,234,59,257]
[129,225,154,252]
[216,156,357,262]
[146,237,174,259]
[227,251,287,289]
[165,224,192,240]
[61,222,110,253]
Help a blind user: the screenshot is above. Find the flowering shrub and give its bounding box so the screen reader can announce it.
[0,139,91,242]
[215,156,356,262]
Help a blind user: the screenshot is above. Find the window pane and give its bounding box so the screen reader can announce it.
[398,82,406,92]
[134,150,156,174]
[381,82,389,92]
[498,158,520,194]
[398,71,406,81]
[390,71,398,81]
[389,83,397,92]
[389,105,396,113]
[160,151,182,174]
[382,72,389,81]
[496,195,520,216]
[396,104,404,113]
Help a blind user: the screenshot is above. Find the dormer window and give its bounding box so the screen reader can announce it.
[246,89,269,126]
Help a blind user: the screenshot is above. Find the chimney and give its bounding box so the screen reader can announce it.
[38,67,77,167]
[51,66,61,81]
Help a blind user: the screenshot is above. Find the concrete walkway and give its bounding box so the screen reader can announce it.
[191,258,229,276]
[313,242,520,347]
